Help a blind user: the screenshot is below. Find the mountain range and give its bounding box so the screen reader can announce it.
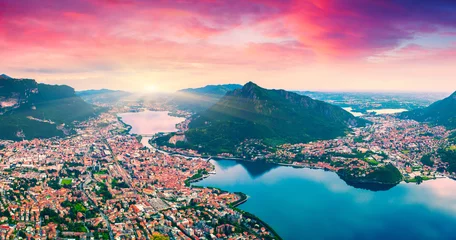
[170,84,243,112]
[182,82,366,154]
[0,75,97,140]
[179,84,243,96]
[0,74,12,79]
[399,91,456,129]
[77,89,131,104]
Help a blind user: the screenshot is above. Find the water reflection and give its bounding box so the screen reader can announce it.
[196,160,456,240]
[118,111,185,135]
[120,110,456,239]
[215,160,278,178]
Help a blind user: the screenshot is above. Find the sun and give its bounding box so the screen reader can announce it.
[144,85,157,93]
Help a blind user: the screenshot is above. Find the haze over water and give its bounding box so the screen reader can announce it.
[121,111,456,240]
[118,111,185,135]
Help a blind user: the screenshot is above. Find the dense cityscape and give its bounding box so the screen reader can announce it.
[2,1,456,239]
[2,101,455,239]
[0,110,280,239]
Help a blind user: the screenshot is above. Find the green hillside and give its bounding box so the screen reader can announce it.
[179,84,242,96]
[0,76,97,140]
[77,89,131,105]
[170,84,243,113]
[182,82,366,154]
[399,91,456,129]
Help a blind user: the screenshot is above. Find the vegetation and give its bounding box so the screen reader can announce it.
[40,207,88,233]
[111,178,129,189]
[399,91,456,129]
[61,200,97,219]
[41,208,66,225]
[405,176,433,184]
[172,84,243,112]
[95,182,113,201]
[185,169,208,186]
[47,178,62,190]
[338,164,403,186]
[439,148,456,174]
[364,158,379,166]
[449,131,456,144]
[180,82,365,154]
[77,89,130,104]
[60,178,73,186]
[0,77,97,140]
[420,154,434,167]
[93,169,108,175]
[151,233,169,240]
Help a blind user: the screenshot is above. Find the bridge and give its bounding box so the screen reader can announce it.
[140,134,156,137]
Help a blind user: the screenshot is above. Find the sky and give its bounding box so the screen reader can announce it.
[1,0,456,93]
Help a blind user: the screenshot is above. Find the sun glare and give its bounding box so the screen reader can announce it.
[144,85,157,93]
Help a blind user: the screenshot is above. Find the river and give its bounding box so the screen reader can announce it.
[120,111,456,240]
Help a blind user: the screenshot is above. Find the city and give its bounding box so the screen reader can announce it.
[0,110,279,239]
[1,0,456,239]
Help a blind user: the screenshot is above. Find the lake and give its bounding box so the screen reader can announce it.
[343,107,408,116]
[120,111,456,240]
[118,111,185,135]
[195,160,456,240]
[366,108,408,114]
[343,107,364,117]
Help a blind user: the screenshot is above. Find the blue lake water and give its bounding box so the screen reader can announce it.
[119,111,456,240]
[195,160,456,240]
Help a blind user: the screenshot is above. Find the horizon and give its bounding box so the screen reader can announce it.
[2,73,453,95]
[1,1,456,92]
[2,2,456,237]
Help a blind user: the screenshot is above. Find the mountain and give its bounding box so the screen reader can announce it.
[77,89,120,96]
[179,84,242,96]
[399,91,456,129]
[171,84,243,113]
[0,74,12,79]
[182,82,366,154]
[77,89,130,105]
[0,76,97,140]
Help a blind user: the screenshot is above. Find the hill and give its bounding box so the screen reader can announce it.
[77,89,130,105]
[170,84,243,113]
[0,74,12,79]
[180,82,366,154]
[399,91,456,129]
[338,164,403,191]
[77,89,120,96]
[0,76,97,140]
[179,84,242,96]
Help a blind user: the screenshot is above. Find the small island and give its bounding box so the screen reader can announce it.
[337,164,403,191]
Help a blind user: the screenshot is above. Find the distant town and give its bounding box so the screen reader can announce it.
[155,113,456,187]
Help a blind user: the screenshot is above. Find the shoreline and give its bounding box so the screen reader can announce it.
[120,110,453,189]
[150,139,450,188]
[119,124,284,239]
[118,113,451,239]
[148,140,404,189]
[189,176,283,240]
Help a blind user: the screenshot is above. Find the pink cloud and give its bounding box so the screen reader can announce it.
[2,0,455,56]
[0,0,455,92]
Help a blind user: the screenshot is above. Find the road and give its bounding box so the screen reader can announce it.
[80,180,114,240]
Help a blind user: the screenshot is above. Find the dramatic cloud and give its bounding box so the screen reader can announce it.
[1,0,455,91]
